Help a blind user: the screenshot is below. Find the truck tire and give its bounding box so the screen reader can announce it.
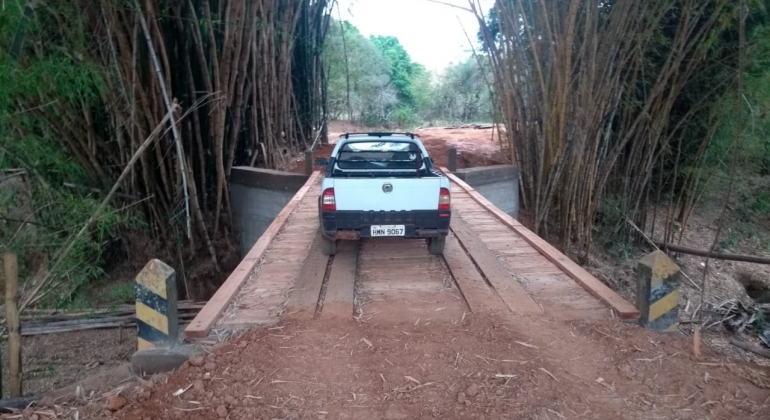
[322,237,338,256]
[427,237,445,255]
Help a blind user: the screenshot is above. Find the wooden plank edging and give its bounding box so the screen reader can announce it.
[440,167,640,320]
[450,214,541,314]
[443,234,510,314]
[284,231,329,319]
[184,171,322,338]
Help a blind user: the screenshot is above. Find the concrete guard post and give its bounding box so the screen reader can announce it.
[448,147,457,172]
[636,250,681,332]
[134,259,178,350]
[132,259,202,375]
[305,151,313,175]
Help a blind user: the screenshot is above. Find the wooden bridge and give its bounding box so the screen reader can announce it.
[184,168,639,339]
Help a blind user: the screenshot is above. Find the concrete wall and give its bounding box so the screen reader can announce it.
[230,167,310,259]
[454,165,520,220]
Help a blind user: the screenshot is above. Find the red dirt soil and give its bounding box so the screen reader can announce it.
[288,122,509,174]
[62,313,769,420]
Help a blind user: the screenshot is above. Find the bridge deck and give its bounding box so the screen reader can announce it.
[185,170,639,339]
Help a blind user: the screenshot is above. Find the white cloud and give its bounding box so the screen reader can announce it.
[335,0,495,73]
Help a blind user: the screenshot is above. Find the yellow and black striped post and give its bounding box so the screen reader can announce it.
[636,250,680,332]
[135,259,178,350]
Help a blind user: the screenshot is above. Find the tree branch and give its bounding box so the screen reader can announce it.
[424,0,473,13]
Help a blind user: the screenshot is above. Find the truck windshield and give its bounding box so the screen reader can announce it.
[336,141,422,171]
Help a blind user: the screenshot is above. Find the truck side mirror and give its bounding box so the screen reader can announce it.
[315,158,328,166]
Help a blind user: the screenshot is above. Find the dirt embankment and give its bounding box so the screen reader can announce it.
[586,174,770,368]
[287,121,509,174]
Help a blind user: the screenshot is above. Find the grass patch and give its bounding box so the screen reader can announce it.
[103,283,135,305]
[751,191,770,214]
[717,230,741,252]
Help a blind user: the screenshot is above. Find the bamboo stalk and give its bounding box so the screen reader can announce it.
[19,301,204,321]
[4,253,22,398]
[730,338,770,359]
[23,308,200,326]
[21,320,195,337]
[135,0,191,240]
[22,312,199,331]
[0,396,39,413]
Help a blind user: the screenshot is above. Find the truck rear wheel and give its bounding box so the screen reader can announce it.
[427,237,445,255]
[322,237,338,256]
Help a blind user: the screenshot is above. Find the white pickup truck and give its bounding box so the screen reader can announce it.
[314,132,451,256]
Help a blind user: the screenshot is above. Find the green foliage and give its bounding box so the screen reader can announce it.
[0,170,140,308]
[698,15,770,254]
[705,64,770,174]
[104,283,136,304]
[753,309,766,334]
[370,36,416,105]
[477,6,499,50]
[324,19,493,128]
[409,64,433,112]
[718,230,741,252]
[423,57,492,125]
[594,197,637,259]
[0,57,106,106]
[751,191,770,214]
[391,105,416,126]
[0,1,105,187]
[688,3,770,199]
[324,19,395,123]
[0,2,138,307]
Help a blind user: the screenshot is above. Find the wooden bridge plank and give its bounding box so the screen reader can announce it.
[285,231,330,319]
[450,214,541,315]
[185,172,322,338]
[441,167,640,321]
[443,234,509,314]
[321,241,358,319]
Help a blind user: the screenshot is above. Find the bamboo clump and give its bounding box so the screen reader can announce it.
[10,0,332,257]
[474,0,742,260]
[5,1,333,308]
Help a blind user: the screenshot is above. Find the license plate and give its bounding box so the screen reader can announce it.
[371,225,405,237]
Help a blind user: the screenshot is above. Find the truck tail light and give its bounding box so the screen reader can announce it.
[322,188,336,211]
[438,188,451,211]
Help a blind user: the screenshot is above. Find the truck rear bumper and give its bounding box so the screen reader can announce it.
[320,209,450,240]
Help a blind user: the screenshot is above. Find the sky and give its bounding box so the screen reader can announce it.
[335,0,496,74]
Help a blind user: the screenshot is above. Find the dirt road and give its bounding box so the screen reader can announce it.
[22,240,770,420]
[96,309,768,420]
[19,250,770,420]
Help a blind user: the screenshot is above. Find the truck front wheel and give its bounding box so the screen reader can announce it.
[322,237,338,256]
[427,237,445,255]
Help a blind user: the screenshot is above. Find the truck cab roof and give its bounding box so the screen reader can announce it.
[325,132,438,178]
[333,133,427,155]
[339,132,418,140]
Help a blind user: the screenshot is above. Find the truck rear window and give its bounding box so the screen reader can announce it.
[336,141,422,171]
